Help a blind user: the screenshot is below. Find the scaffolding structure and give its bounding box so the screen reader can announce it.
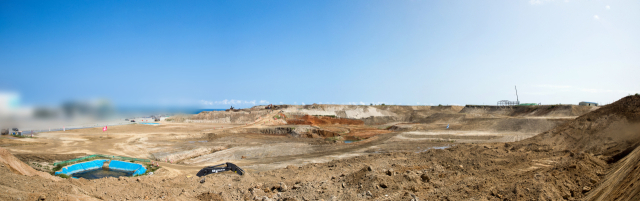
[497,100,520,106]
[497,86,521,106]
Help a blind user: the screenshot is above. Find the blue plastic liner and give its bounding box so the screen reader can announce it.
[56,159,146,177]
[56,159,108,175]
[109,160,146,176]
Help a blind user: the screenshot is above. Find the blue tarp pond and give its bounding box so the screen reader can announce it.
[139,123,159,125]
[56,159,146,179]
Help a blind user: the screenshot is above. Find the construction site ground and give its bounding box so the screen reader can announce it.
[1,99,639,200]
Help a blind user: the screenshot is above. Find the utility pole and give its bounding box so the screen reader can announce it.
[515,86,519,103]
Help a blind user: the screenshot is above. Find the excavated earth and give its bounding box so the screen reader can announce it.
[1,97,639,200]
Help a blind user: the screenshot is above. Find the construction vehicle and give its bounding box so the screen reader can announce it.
[196,162,245,177]
[1,128,8,135]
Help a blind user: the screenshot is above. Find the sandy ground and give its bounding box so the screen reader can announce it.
[3,100,637,201]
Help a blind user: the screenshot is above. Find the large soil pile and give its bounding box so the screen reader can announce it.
[287,115,364,126]
[516,95,640,200]
[522,95,640,159]
[0,147,58,180]
[586,144,640,201]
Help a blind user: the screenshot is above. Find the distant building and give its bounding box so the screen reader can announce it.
[497,100,520,106]
[579,101,598,106]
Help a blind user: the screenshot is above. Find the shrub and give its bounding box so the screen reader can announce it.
[52,164,63,172]
[58,174,70,179]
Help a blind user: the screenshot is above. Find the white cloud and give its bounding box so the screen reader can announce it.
[529,0,554,5]
[200,99,259,105]
[606,5,610,10]
[259,100,269,104]
[279,102,283,104]
[593,15,600,20]
[301,102,305,105]
[529,0,543,5]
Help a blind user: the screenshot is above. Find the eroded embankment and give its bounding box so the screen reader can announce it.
[184,104,592,127]
[460,105,596,117]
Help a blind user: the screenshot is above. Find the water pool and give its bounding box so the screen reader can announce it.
[139,123,159,125]
[71,168,133,179]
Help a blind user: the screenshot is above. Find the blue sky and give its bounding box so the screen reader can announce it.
[1,0,639,108]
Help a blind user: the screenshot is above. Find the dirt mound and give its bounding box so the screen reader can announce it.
[586,145,640,201]
[523,95,640,159]
[460,105,595,117]
[0,147,59,180]
[197,192,225,201]
[287,115,364,126]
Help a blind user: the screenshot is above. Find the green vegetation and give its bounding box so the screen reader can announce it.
[381,103,385,106]
[326,136,342,141]
[143,163,161,175]
[11,134,34,138]
[54,154,150,166]
[57,173,70,179]
[52,164,63,172]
